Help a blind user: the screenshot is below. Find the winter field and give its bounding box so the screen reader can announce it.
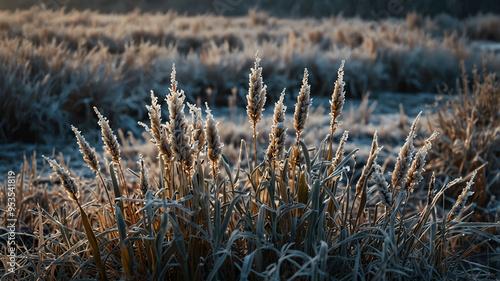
[0,6,499,280]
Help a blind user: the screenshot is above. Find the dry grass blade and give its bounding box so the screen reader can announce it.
[43,155,109,281]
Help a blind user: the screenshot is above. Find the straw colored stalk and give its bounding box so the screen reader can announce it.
[166,64,194,172]
[246,52,267,168]
[206,103,223,177]
[392,112,421,190]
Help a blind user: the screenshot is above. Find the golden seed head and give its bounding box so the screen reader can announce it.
[330,60,346,128]
[447,171,477,222]
[43,156,79,203]
[246,51,267,128]
[71,125,100,173]
[392,112,421,190]
[188,103,206,155]
[166,66,193,170]
[138,155,150,196]
[205,103,223,174]
[294,68,312,140]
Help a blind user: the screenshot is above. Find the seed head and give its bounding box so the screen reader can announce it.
[43,156,79,203]
[330,60,346,129]
[246,51,267,130]
[94,107,121,165]
[294,68,312,141]
[72,125,100,173]
[138,155,150,196]
[206,103,223,175]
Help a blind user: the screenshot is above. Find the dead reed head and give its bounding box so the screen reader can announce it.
[392,112,421,190]
[71,125,100,173]
[43,156,80,203]
[94,107,121,165]
[205,103,223,175]
[266,89,288,163]
[246,51,267,130]
[356,131,382,197]
[447,170,477,221]
[139,91,174,164]
[294,68,312,141]
[138,155,150,196]
[330,60,346,131]
[188,103,206,155]
[166,64,193,170]
[406,131,439,192]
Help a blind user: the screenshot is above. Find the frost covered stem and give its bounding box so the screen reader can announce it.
[246,52,267,169]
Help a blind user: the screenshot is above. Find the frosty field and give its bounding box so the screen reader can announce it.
[0,6,499,280]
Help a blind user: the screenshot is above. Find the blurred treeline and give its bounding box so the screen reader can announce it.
[1,0,499,18]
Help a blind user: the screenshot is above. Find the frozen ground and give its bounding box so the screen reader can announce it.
[0,92,438,181]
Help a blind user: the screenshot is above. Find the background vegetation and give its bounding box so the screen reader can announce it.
[1,7,500,143]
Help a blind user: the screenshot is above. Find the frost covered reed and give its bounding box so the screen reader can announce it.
[355,131,381,198]
[392,112,421,190]
[206,103,223,176]
[72,125,100,173]
[43,156,80,203]
[330,60,346,135]
[266,89,287,164]
[447,170,477,222]
[139,91,173,164]
[371,164,393,213]
[246,52,267,167]
[406,131,439,192]
[166,64,193,171]
[188,103,206,155]
[94,107,121,165]
[138,155,150,196]
[294,69,312,142]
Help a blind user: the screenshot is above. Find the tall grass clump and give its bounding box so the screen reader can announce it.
[2,58,499,281]
[428,62,500,212]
